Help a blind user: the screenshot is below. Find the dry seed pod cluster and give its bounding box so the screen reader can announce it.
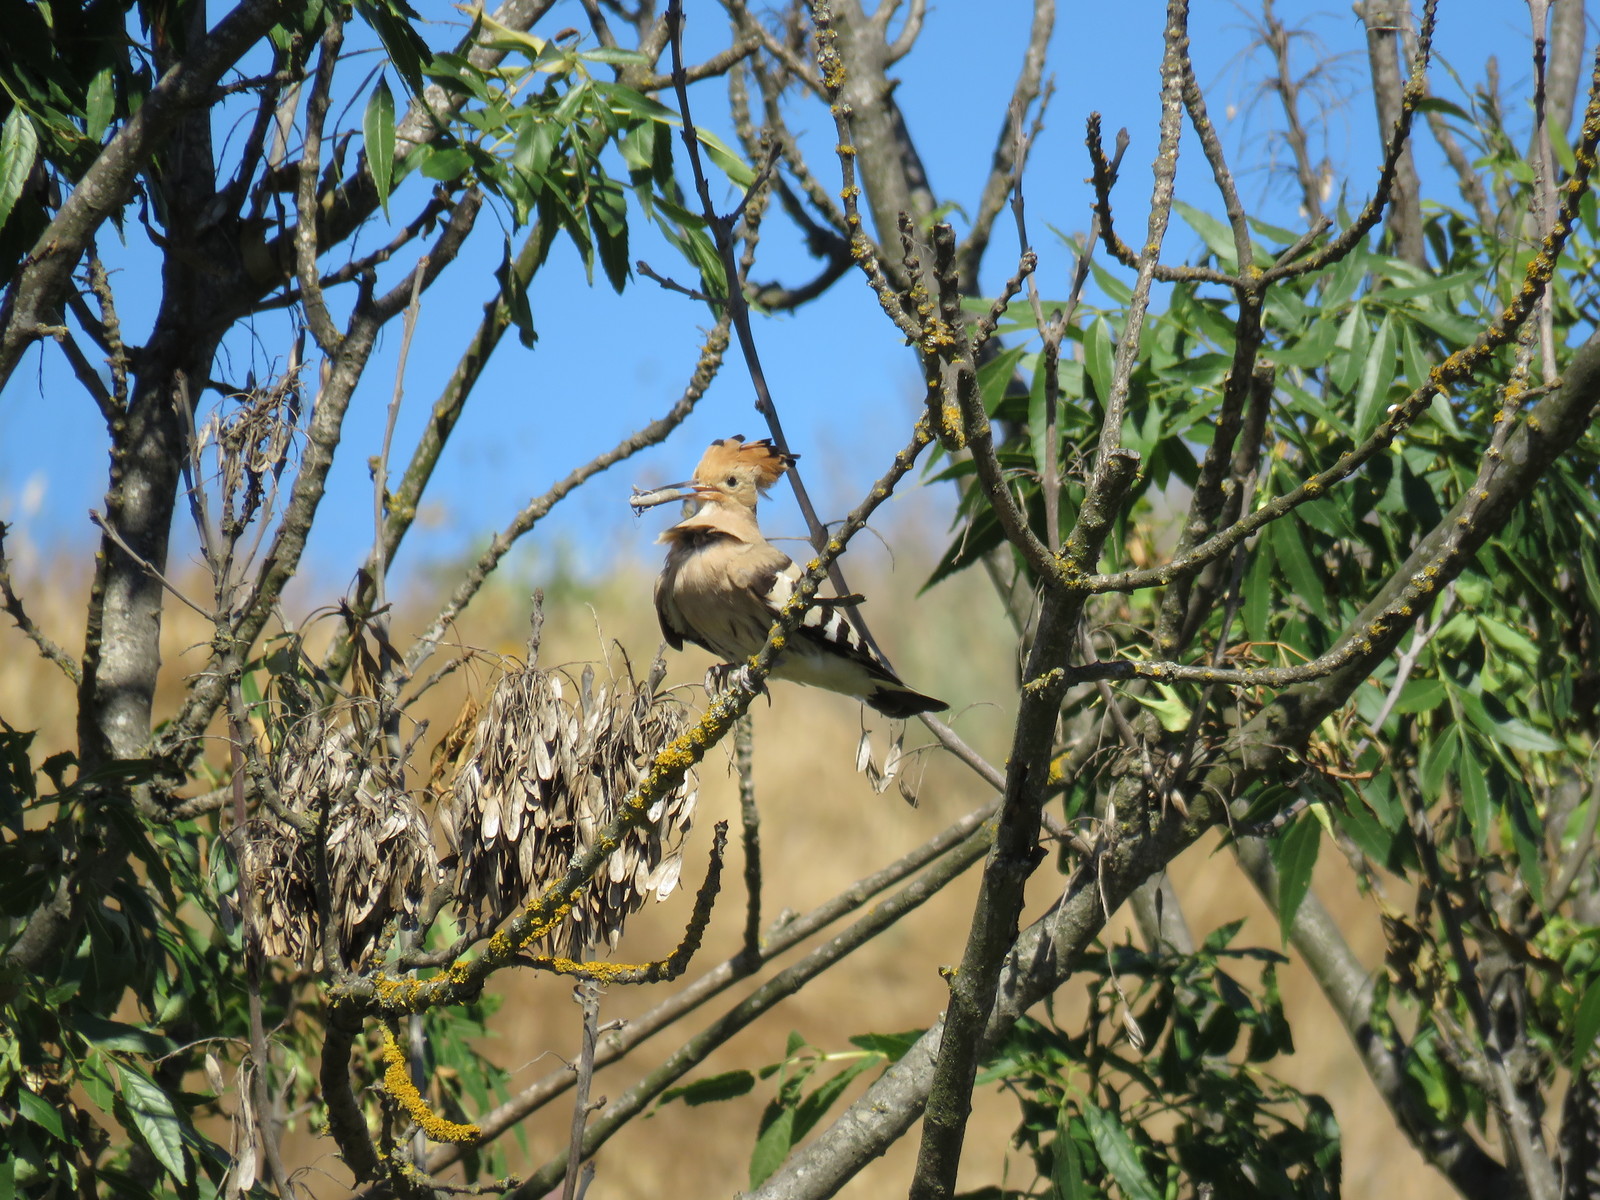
[197,365,303,540]
[235,711,436,968]
[231,817,316,963]
[447,655,696,958]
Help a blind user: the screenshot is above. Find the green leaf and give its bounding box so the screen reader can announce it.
[1272,812,1320,945]
[420,146,472,182]
[1460,691,1561,752]
[1268,310,1339,368]
[1353,314,1397,438]
[1248,214,1303,248]
[115,1061,189,1182]
[1406,305,1480,345]
[1477,616,1539,666]
[1083,316,1115,402]
[848,1030,924,1061]
[356,0,432,94]
[17,1088,66,1142]
[1398,320,1448,415]
[659,1070,756,1107]
[86,66,116,141]
[592,81,678,125]
[579,46,651,67]
[976,345,1027,417]
[1330,304,1371,398]
[0,108,39,237]
[1051,1104,1085,1196]
[78,1013,179,1058]
[587,176,630,292]
[1025,357,1055,480]
[695,128,754,187]
[1081,1100,1161,1200]
[1174,198,1238,269]
[749,1101,795,1188]
[363,75,396,216]
[1392,675,1445,715]
[1416,95,1472,122]
[1376,270,1478,301]
[1242,537,1275,644]
[1132,684,1191,733]
[1572,975,1600,1071]
[1297,498,1358,541]
[1265,517,1328,624]
[1090,259,1133,304]
[1417,724,1460,798]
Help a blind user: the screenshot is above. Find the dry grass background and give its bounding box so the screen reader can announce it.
[0,524,1457,1198]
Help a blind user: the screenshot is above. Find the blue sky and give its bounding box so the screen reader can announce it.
[0,1,1562,594]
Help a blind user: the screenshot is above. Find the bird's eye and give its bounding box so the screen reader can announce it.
[725,475,737,487]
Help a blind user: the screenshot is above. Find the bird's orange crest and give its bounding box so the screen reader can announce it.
[692,435,795,493]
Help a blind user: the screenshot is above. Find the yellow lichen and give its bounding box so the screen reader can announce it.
[379,1028,481,1145]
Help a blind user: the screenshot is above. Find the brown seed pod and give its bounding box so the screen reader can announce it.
[233,710,438,969]
[447,654,696,958]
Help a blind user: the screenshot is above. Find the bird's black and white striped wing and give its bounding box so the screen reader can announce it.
[750,560,901,686]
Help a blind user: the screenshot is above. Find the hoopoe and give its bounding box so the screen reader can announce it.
[633,436,946,719]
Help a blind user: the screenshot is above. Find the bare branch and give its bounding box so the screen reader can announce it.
[1356,0,1427,265]
[0,524,82,685]
[952,0,1054,286]
[734,714,762,967]
[88,510,215,621]
[884,0,927,64]
[295,15,347,353]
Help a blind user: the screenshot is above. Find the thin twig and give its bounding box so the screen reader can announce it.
[1527,0,1561,385]
[561,983,603,1200]
[372,256,428,693]
[295,15,346,353]
[1009,101,1065,552]
[88,510,215,620]
[0,524,82,685]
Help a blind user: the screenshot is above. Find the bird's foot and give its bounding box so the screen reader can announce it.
[704,662,734,696]
[705,662,770,705]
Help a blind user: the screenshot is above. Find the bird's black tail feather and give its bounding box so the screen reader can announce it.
[867,685,947,719]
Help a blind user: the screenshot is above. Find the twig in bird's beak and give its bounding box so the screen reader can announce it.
[628,482,697,512]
